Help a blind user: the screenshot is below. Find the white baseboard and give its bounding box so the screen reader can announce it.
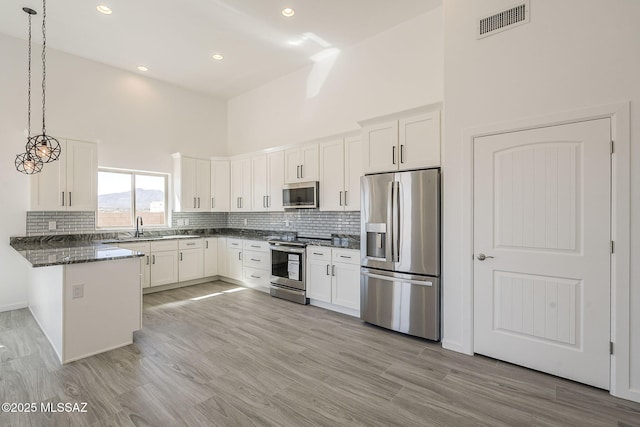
[442,339,472,355]
[309,299,360,318]
[0,301,28,313]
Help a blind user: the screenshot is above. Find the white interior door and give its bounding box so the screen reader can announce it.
[473,118,611,389]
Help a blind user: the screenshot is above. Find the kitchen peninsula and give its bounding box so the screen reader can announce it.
[10,238,143,364]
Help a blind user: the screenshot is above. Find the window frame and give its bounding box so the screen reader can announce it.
[97,167,170,230]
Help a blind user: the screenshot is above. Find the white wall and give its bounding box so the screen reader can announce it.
[0,33,227,311]
[442,0,640,398]
[227,10,443,154]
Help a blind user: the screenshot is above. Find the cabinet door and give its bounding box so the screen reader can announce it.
[300,144,319,181]
[230,158,250,212]
[217,237,228,277]
[150,251,179,286]
[319,139,345,211]
[118,242,151,288]
[344,137,362,211]
[65,140,97,211]
[196,159,211,212]
[179,248,204,282]
[332,261,361,310]
[251,154,268,211]
[179,156,197,212]
[399,111,441,170]
[307,257,332,303]
[211,160,230,212]
[362,121,399,174]
[204,238,218,277]
[284,148,301,183]
[30,146,65,210]
[267,151,284,211]
[227,248,243,280]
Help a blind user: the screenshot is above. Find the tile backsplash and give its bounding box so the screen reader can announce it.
[25,210,360,237]
[26,211,95,235]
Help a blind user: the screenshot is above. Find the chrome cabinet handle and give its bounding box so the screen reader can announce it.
[326,264,330,275]
[250,274,260,279]
[332,265,336,276]
[267,195,270,208]
[400,144,405,163]
[476,253,494,261]
[194,197,196,209]
[392,146,396,165]
[344,191,348,206]
[250,258,260,262]
[339,191,343,206]
[197,197,200,208]
[186,242,195,246]
[61,191,65,206]
[296,165,300,179]
[300,164,303,178]
[68,192,72,207]
[238,252,242,261]
[180,252,183,261]
[211,197,215,209]
[313,252,323,256]
[152,255,156,264]
[205,241,209,249]
[251,245,260,248]
[146,255,149,265]
[339,255,351,259]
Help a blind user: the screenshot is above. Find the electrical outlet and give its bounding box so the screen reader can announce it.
[244,218,248,226]
[177,219,184,226]
[48,221,56,231]
[72,284,84,299]
[184,219,190,226]
[285,220,290,227]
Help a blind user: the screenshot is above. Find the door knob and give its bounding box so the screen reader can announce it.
[477,253,494,261]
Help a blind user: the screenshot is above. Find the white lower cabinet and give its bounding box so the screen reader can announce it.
[150,250,179,287]
[118,242,151,288]
[242,240,271,290]
[204,237,219,277]
[227,239,244,281]
[178,238,204,282]
[217,238,228,277]
[307,246,360,314]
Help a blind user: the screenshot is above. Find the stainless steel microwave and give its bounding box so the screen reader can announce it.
[282,181,319,209]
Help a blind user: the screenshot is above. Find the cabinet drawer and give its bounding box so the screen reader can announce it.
[243,250,270,270]
[307,246,331,261]
[243,240,269,252]
[332,249,359,265]
[150,240,179,252]
[228,238,243,248]
[118,242,150,253]
[179,238,203,250]
[243,267,270,284]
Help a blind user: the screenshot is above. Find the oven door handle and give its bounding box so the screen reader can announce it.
[269,245,306,254]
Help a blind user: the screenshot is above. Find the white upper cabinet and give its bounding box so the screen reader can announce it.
[31,139,97,211]
[362,109,440,174]
[173,154,211,212]
[284,143,319,183]
[210,159,230,212]
[252,150,285,212]
[230,157,251,212]
[319,136,362,212]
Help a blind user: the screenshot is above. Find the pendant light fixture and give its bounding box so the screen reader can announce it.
[15,7,43,175]
[25,0,61,164]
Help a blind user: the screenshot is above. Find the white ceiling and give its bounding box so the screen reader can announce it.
[0,0,441,99]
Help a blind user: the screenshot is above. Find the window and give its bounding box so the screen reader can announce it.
[97,169,168,228]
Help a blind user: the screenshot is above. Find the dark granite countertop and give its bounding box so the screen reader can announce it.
[11,241,144,268]
[10,229,360,267]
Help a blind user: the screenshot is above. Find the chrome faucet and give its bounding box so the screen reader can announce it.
[135,216,144,238]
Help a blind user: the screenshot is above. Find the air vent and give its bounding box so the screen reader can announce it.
[478,1,529,39]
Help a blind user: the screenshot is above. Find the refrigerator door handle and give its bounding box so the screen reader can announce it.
[386,181,394,263]
[391,181,400,262]
[361,271,433,286]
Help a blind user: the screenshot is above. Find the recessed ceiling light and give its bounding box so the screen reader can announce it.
[137,66,148,72]
[281,7,295,17]
[96,5,112,15]
[212,54,224,60]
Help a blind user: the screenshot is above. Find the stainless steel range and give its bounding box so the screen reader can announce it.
[269,240,308,304]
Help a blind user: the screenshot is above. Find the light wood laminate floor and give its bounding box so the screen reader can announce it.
[1,281,639,426]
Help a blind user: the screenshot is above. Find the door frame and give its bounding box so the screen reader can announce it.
[459,102,633,401]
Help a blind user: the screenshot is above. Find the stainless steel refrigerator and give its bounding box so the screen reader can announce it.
[360,168,440,341]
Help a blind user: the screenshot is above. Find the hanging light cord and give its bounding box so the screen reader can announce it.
[27,12,32,137]
[41,0,47,134]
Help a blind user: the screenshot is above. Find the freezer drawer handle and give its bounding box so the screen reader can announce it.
[361,271,433,286]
